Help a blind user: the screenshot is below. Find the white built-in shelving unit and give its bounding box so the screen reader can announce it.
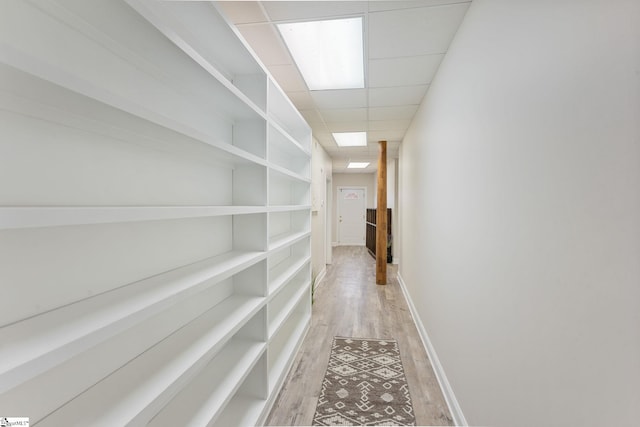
[0,0,311,425]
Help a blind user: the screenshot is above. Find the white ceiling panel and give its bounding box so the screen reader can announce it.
[313,132,341,145]
[340,147,370,156]
[387,141,401,152]
[369,3,471,58]
[369,105,418,121]
[324,146,342,155]
[236,24,291,66]
[220,0,471,169]
[286,91,316,110]
[326,121,368,132]
[217,1,267,24]
[369,54,444,87]
[333,162,376,174]
[299,109,325,124]
[368,119,412,131]
[267,64,308,91]
[311,89,367,109]
[320,108,367,122]
[369,1,472,12]
[367,129,407,142]
[263,1,366,22]
[369,85,428,107]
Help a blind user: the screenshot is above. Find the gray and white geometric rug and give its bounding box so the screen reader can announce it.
[312,337,416,426]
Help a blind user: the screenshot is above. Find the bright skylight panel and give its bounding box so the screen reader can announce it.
[333,132,367,147]
[278,17,364,90]
[347,162,370,169]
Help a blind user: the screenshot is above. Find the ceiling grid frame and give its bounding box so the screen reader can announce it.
[218,0,472,173]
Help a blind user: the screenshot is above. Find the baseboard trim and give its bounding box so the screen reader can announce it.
[314,266,327,291]
[396,272,468,426]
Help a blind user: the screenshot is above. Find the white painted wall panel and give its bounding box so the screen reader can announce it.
[399,0,640,425]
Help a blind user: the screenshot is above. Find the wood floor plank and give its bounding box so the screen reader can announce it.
[265,246,453,426]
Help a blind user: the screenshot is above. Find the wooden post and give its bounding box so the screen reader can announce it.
[376,140,387,285]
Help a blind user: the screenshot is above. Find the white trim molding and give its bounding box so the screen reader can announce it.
[396,272,468,426]
[314,266,327,292]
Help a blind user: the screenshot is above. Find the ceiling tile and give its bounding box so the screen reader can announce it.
[368,3,471,58]
[312,128,332,138]
[263,1,366,22]
[267,64,308,91]
[368,129,406,142]
[341,147,370,155]
[299,109,325,124]
[217,1,268,24]
[326,121,368,132]
[221,0,470,171]
[320,108,367,122]
[323,146,342,155]
[369,105,418,121]
[367,119,412,131]
[310,89,367,109]
[369,54,443,87]
[236,24,291,66]
[369,85,428,107]
[286,91,315,110]
[369,1,471,12]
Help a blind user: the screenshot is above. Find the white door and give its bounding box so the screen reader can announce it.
[337,187,366,245]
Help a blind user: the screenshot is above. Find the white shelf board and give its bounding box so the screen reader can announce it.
[212,394,266,427]
[39,295,265,426]
[6,0,265,124]
[268,255,310,296]
[0,250,265,394]
[269,122,311,158]
[148,339,266,427]
[124,0,267,120]
[267,79,311,149]
[1,1,311,423]
[269,164,311,183]
[269,230,311,252]
[268,314,310,393]
[268,280,311,338]
[0,206,267,230]
[268,205,311,213]
[1,278,235,424]
[0,71,268,170]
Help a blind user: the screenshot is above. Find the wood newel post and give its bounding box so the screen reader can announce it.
[376,140,387,285]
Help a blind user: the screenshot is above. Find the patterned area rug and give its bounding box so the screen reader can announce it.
[312,337,416,426]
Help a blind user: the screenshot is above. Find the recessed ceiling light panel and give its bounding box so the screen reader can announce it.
[278,17,364,90]
[333,131,367,147]
[347,162,370,169]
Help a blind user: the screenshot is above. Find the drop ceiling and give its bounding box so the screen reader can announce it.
[218,0,471,173]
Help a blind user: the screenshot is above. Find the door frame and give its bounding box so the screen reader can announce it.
[326,177,332,263]
[336,186,367,246]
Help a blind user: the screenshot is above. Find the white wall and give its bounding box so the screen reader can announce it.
[311,138,332,279]
[331,173,375,244]
[398,0,640,426]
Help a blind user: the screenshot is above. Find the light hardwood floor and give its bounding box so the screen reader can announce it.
[265,246,453,426]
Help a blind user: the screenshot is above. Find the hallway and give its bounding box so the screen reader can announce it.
[266,246,453,426]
